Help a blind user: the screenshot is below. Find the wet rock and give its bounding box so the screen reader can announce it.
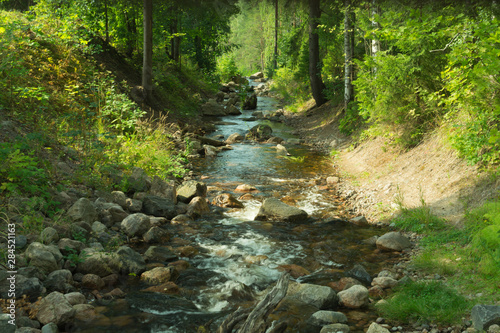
[376,232,412,252]
[328,277,362,292]
[266,136,285,144]
[36,291,75,326]
[143,226,170,244]
[67,198,97,224]
[308,310,348,326]
[121,213,151,237]
[242,93,257,110]
[247,124,272,141]
[81,274,105,290]
[345,264,372,285]
[73,304,97,322]
[226,133,245,144]
[144,246,177,263]
[338,285,369,309]
[40,227,59,244]
[255,198,308,223]
[367,322,391,333]
[471,305,500,331]
[372,277,398,289]
[171,214,192,225]
[142,195,177,219]
[226,104,242,115]
[141,266,178,284]
[142,281,180,294]
[125,198,142,213]
[187,196,210,218]
[177,180,207,203]
[44,269,74,293]
[150,176,177,202]
[25,242,62,274]
[77,251,119,277]
[126,293,198,314]
[287,282,339,310]
[235,184,258,192]
[174,246,199,258]
[321,324,350,333]
[212,193,244,208]
[64,292,86,305]
[278,264,311,278]
[116,246,146,275]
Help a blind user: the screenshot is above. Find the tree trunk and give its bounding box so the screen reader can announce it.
[371,0,380,62]
[142,0,153,102]
[104,0,109,43]
[344,0,354,108]
[308,0,326,107]
[273,0,278,74]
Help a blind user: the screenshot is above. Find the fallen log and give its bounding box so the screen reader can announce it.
[217,273,290,333]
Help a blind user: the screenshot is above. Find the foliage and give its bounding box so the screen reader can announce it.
[338,101,362,135]
[270,67,310,107]
[377,280,470,325]
[216,53,240,82]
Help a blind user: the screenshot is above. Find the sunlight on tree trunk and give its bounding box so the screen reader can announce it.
[344,0,354,108]
[309,0,327,107]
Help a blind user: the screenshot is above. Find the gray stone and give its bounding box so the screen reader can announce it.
[150,176,177,203]
[111,191,127,209]
[308,310,348,326]
[177,180,207,203]
[116,246,146,275]
[40,322,58,333]
[15,235,28,249]
[226,105,241,115]
[287,282,339,310]
[143,195,177,219]
[143,246,178,263]
[91,221,108,234]
[0,313,15,333]
[128,167,150,193]
[40,227,59,244]
[143,226,170,244]
[44,269,74,293]
[36,291,75,326]
[77,251,119,277]
[25,243,62,274]
[471,305,500,331]
[16,316,40,329]
[121,213,151,237]
[346,264,372,285]
[0,271,44,300]
[247,124,273,141]
[321,324,350,333]
[67,198,97,224]
[376,232,412,252]
[350,216,369,226]
[367,322,391,333]
[254,198,308,223]
[226,133,244,144]
[64,292,86,305]
[187,196,210,218]
[372,277,398,289]
[15,328,41,333]
[125,198,143,213]
[338,285,369,309]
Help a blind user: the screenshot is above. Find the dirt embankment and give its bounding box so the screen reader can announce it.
[284,100,500,225]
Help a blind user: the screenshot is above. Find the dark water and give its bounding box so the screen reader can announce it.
[74,92,395,333]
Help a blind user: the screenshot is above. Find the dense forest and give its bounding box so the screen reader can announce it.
[0,0,499,332]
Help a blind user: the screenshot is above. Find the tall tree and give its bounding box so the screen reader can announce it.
[309,0,327,106]
[142,0,153,101]
[273,0,278,73]
[344,0,354,108]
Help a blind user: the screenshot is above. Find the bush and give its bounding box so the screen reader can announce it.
[216,53,240,82]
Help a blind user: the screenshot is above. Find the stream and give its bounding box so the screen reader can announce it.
[75,85,398,333]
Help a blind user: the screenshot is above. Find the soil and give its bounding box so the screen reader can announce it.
[284,100,500,225]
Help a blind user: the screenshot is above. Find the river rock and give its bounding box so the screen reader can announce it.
[126,198,143,212]
[73,304,97,322]
[141,266,178,284]
[36,291,75,326]
[25,242,63,274]
[242,93,257,110]
[247,124,272,141]
[58,238,85,256]
[144,246,177,263]
[64,292,86,305]
[376,232,412,251]
[321,324,350,333]
[40,227,59,244]
[121,213,151,237]
[345,264,372,285]
[142,281,180,294]
[201,100,226,116]
[226,133,244,144]
[287,282,339,310]
[0,313,14,333]
[77,251,119,277]
[150,176,177,202]
[267,136,284,144]
[226,104,242,115]
[187,196,210,218]
[366,322,391,333]
[328,277,362,292]
[471,305,500,331]
[0,271,44,300]
[128,167,150,193]
[235,184,257,192]
[308,310,348,326]
[143,226,170,244]
[350,216,369,226]
[372,277,398,289]
[67,198,97,224]
[278,264,311,278]
[249,71,264,79]
[177,180,207,203]
[44,269,74,293]
[212,193,244,208]
[142,195,176,218]
[111,190,127,208]
[116,246,146,275]
[255,198,308,223]
[276,144,289,156]
[337,285,369,308]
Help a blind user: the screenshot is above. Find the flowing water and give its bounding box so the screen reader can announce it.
[75,89,397,333]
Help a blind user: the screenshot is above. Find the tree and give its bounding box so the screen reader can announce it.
[308,0,327,106]
[344,0,354,108]
[142,0,153,101]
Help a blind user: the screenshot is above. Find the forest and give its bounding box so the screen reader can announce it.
[0,0,499,332]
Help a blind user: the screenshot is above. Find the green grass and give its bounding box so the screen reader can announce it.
[377,280,470,325]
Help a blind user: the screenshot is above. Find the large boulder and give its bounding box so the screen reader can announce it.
[77,250,119,277]
[242,93,257,110]
[376,232,412,252]
[337,285,369,308]
[142,195,177,219]
[471,305,500,331]
[67,198,97,224]
[201,100,226,116]
[116,246,146,275]
[287,282,339,310]
[121,213,151,237]
[36,291,75,326]
[25,242,63,274]
[177,180,207,203]
[187,196,210,218]
[247,124,273,141]
[254,198,308,223]
[150,176,177,202]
